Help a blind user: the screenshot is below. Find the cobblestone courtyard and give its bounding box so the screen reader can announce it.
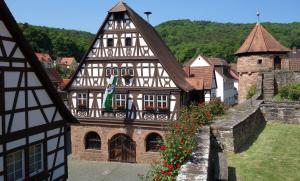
[68,159,151,181]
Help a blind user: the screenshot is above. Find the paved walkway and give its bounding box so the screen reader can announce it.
[68,159,151,181]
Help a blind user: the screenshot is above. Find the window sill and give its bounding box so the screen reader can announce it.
[85,149,102,152]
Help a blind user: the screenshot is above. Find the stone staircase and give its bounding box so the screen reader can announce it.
[263,72,275,100]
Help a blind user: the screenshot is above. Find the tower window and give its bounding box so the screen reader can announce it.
[125,38,132,47]
[107,38,114,47]
[114,12,124,21]
[257,59,262,64]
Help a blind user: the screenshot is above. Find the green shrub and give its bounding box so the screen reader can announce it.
[278,85,290,99]
[288,89,300,101]
[277,83,300,101]
[246,85,256,99]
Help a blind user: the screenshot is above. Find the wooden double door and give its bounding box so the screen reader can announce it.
[108,134,136,163]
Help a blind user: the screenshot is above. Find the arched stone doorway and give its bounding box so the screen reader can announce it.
[274,56,281,70]
[108,134,136,163]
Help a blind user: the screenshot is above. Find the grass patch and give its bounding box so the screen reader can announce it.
[228,123,300,181]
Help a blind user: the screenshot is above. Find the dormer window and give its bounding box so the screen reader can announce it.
[114,12,125,21]
[107,38,114,47]
[125,37,132,47]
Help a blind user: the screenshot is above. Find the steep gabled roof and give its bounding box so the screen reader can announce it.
[65,2,193,92]
[0,1,77,123]
[235,23,290,55]
[109,2,127,13]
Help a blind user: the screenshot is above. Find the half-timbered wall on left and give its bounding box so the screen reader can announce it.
[0,1,76,180]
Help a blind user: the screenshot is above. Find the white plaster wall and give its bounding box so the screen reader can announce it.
[234,81,239,91]
[215,71,224,101]
[223,79,236,105]
[6,138,26,150]
[205,92,211,102]
[190,55,210,67]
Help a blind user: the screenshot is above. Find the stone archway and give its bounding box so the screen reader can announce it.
[108,133,136,163]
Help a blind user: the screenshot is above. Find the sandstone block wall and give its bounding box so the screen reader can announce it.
[71,125,165,163]
[238,73,258,103]
[237,55,274,73]
[261,101,300,124]
[274,71,300,89]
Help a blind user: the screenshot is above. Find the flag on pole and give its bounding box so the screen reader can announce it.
[102,75,118,111]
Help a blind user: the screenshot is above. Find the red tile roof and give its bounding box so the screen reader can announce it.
[207,58,228,66]
[235,23,290,55]
[59,57,75,66]
[35,53,52,62]
[185,78,203,90]
[185,66,215,90]
[229,63,239,80]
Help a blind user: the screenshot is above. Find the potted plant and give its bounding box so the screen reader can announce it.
[145,105,156,112]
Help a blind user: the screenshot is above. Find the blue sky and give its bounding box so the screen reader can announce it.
[5,0,300,33]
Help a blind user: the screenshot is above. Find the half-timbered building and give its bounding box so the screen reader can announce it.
[0,1,77,180]
[65,2,196,163]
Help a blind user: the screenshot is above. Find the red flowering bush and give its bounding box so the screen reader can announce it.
[151,101,226,180]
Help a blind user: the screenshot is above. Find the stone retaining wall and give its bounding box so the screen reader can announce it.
[261,101,300,124]
[211,100,265,153]
[274,71,300,89]
[176,126,210,181]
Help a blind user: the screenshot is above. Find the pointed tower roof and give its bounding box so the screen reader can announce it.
[66,2,193,91]
[0,0,77,123]
[235,23,290,56]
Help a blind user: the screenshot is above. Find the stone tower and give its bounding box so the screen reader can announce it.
[235,23,290,103]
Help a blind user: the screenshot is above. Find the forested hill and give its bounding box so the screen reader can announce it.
[156,20,300,62]
[19,23,94,61]
[19,21,300,63]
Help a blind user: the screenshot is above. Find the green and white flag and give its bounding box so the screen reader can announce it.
[102,75,118,111]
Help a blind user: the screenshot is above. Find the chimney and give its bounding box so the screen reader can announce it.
[293,46,297,54]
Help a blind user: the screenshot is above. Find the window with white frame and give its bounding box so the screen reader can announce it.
[107,38,114,47]
[128,68,134,76]
[121,68,127,76]
[77,93,88,111]
[144,95,155,110]
[29,144,43,176]
[112,67,118,76]
[157,95,168,110]
[120,68,134,76]
[105,68,111,77]
[115,94,126,110]
[7,150,24,181]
